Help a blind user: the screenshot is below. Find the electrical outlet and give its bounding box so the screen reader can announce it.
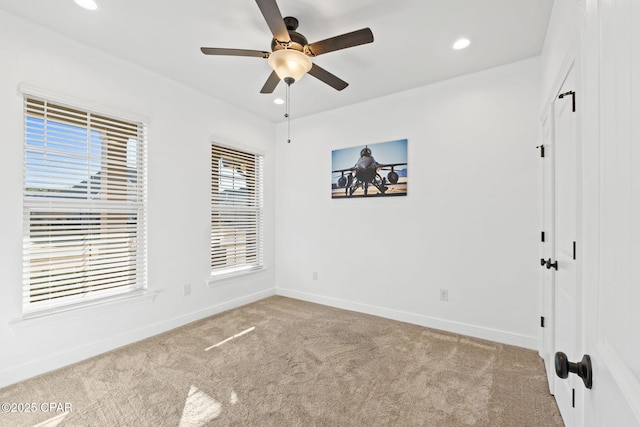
[183,283,191,297]
[440,289,448,301]
[312,272,319,281]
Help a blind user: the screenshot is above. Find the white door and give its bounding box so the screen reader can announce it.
[581,1,640,425]
[551,65,579,427]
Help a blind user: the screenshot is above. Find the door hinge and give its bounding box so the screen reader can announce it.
[559,90,576,112]
[572,388,576,408]
[540,316,545,328]
[541,231,545,242]
[573,241,576,260]
[536,145,545,158]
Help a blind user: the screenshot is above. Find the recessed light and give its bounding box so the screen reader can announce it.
[273,98,285,105]
[453,38,471,50]
[74,0,98,10]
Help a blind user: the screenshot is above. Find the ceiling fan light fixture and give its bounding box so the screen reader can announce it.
[268,49,312,83]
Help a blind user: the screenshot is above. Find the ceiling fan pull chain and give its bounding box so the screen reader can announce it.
[285,81,291,143]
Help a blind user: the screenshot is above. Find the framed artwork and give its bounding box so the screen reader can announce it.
[331,139,407,198]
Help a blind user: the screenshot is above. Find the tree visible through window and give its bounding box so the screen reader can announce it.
[211,144,263,277]
[22,97,147,314]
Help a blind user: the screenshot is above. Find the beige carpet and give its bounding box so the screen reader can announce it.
[0,296,564,426]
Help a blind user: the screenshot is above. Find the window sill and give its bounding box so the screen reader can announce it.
[10,289,161,330]
[207,266,268,288]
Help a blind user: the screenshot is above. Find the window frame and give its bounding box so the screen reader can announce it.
[210,141,264,281]
[21,90,148,315]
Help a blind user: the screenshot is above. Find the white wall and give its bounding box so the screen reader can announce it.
[275,57,542,349]
[0,11,276,387]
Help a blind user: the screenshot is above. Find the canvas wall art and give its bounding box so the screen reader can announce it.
[331,139,408,198]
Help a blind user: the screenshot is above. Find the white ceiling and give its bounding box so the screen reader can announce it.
[0,0,554,123]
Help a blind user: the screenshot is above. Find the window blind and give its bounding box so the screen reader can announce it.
[211,144,263,277]
[23,96,147,314]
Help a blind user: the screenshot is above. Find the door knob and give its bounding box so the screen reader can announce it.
[555,352,593,389]
[540,258,547,266]
[546,259,558,270]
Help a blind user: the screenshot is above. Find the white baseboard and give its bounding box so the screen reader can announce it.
[0,288,275,388]
[276,288,539,350]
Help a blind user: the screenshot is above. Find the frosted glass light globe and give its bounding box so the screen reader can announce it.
[268,49,312,82]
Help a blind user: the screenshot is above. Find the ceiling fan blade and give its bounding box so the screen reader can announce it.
[255,0,291,43]
[260,71,281,93]
[308,64,349,91]
[306,28,374,56]
[200,47,269,58]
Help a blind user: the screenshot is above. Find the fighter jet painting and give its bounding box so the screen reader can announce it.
[331,139,407,198]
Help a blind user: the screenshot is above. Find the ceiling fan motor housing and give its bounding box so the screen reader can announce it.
[271,17,308,53]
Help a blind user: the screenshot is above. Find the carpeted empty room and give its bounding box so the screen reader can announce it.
[0,296,562,426]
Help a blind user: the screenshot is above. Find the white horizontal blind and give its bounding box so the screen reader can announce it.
[211,144,263,277]
[23,96,147,314]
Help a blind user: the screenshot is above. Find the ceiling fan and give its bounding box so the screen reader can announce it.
[200,0,374,93]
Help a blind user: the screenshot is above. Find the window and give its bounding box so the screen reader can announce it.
[22,96,147,314]
[211,143,263,278]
